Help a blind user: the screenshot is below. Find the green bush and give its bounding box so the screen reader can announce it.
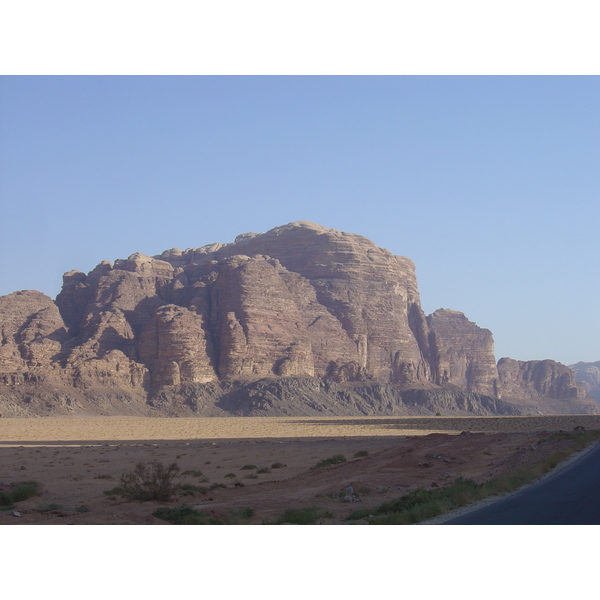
[240,464,257,471]
[271,462,286,469]
[347,477,484,524]
[154,505,222,525]
[230,507,254,520]
[276,506,332,524]
[354,450,369,458]
[0,481,40,510]
[119,461,180,502]
[11,482,40,502]
[221,507,255,524]
[153,505,254,525]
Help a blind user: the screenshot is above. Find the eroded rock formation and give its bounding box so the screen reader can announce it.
[427,308,499,396]
[497,358,599,414]
[570,361,600,402]
[1,222,596,416]
[0,291,67,384]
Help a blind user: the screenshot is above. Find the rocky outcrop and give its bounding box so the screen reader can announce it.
[149,378,521,417]
[151,221,432,385]
[497,358,598,414]
[138,304,216,387]
[1,222,598,416]
[427,309,499,396]
[400,388,520,416]
[569,361,600,402]
[208,222,431,384]
[208,253,358,381]
[0,291,67,385]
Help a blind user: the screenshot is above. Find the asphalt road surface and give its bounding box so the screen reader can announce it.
[445,442,600,525]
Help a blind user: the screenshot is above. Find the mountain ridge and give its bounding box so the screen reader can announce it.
[1,222,596,417]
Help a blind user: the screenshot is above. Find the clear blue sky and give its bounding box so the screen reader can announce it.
[1,76,598,365]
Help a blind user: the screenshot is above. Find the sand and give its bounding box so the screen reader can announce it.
[1,414,599,525]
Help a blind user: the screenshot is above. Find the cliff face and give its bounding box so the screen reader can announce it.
[209,222,431,384]
[570,361,600,402]
[0,291,67,384]
[0,222,597,416]
[427,309,499,397]
[497,358,598,414]
[52,221,432,390]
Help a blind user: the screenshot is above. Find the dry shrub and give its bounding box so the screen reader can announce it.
[120,461,180,502]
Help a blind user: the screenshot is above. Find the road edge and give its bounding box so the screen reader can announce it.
[418,438,600,525]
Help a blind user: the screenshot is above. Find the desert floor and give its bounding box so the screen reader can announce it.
[2,414,600,525]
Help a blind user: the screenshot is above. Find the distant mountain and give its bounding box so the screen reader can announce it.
[570,362,600,402]
[1,222,597,417]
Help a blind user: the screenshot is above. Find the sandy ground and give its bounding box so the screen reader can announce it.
[2,415,599,525]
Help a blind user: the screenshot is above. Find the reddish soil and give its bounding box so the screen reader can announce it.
[1,415,598,525]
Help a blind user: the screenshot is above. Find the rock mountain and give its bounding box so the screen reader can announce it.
[570,361,600,402]
[1,222,596,417]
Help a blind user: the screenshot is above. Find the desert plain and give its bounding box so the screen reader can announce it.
[2,414,600,525]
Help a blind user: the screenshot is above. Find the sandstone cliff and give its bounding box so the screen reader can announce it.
[497,358,599,414]
[1,222,597,417]
[53,221,433,390]
[0,290,67,385]
[569,361,600,402]
[427,308,499,397]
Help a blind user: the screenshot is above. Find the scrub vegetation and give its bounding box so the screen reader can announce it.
[346,429,600,524]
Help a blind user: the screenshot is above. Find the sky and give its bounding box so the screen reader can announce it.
[1,75,598,366]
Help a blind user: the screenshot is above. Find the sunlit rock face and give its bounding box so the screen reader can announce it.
[427,309,499,397]
[0,291,67,384]
[149,221,434,386]
[1,222,597,416]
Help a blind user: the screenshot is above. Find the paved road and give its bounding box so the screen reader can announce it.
[445,442,600,524]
